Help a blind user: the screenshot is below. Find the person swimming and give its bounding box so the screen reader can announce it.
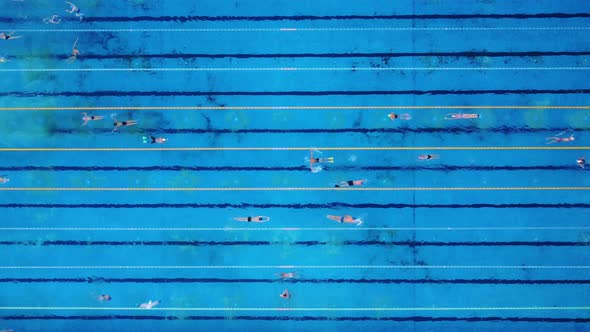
[335,179,366,188]
[234,216,270,223]
[43,15,61,24]
[66,37,81,63]
[305,149,334,173]
[0,57,7,63]
[326,215,363,226]
[546,130,575,144]
[0,32,22,40]
[81,112,103,126]
[138,300,160,309]
[65,1,84,20]
[418,154,439,160]
[577,156,585,169]
[387,112,411,120]
[280,289,291,299]
[112,118,138,132]
[444,113,480,120]
[143,136,167,144]
[0,176,9,184]
[98,294,111,302]
[279,272,297,279]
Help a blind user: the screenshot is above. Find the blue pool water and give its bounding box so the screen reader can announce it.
[1,1,590,331]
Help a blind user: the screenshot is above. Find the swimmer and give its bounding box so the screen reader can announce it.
[98,294,111,302]
[306,149,334,173]
[0,176,9,184]
[81,112,103,126]
[388,112,411,120]
[43,14,61,24]
[233,216,270,223]
[546,130,575,144]
[0,57,7,63]
[577,156,585,169]
[112,118,138,132]
[444,113,480,120]
[138,300,160,309]
[66,37,80,63]
[326,214,363,226]
[65,1,84,20]
[335,179,366,188]
[143,135,167,144]
[0,32,22,40]
[280,289,290,299]
[279,272,297,279]
[418,154,439,160]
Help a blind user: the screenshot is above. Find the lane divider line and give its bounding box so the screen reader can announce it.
[0,187,588,191]
[0,226,586,231]
[0,105,589,111]
[0,265,587,269]
[8,27,590,32]
[0,306,587,311]
[0,147,587,152]
[1,67,590,73]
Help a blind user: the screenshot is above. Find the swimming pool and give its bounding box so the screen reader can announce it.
[1,0,589,331]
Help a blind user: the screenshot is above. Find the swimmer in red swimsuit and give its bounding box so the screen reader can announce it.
[66,37,81,63]
[326,215,363,226]
[577,156,585,169]
[335,179,366,188]
[388,112,411,121]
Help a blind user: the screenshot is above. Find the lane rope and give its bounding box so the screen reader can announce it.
[0,226,586,231]
[1,67,589,73]
[0,265,587,269]
[0,105,589,111]
[0,147,587,152]
[0,306,587,311]
[8,27,590,32]
[0,187,588,191]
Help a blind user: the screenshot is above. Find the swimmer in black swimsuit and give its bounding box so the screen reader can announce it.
[280,289,291,299]
[143,135,167,144]
[43,15,62,24]
[335,179,366,188]
[418,154,439,160]
[0,32,22,40]
[577,156,585,169]
[112,118,138,132]
[234,216,271,223]
[81,112,103,126]
[65,1,84,20]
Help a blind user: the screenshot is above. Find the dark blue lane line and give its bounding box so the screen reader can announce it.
[2,277,589,284]
[22,51,590,60]
[5,89,590,98]
[50,127,590,135]
[2,13,590,23]
[1,315,589,322]
[0,165,577,172]
[1,203,588,209]
[0,240,585,247]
